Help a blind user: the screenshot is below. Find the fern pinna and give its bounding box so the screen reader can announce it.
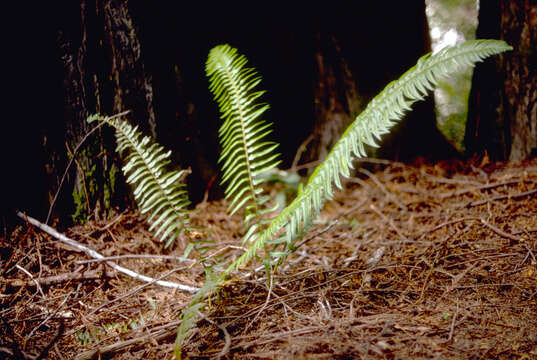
[87,114,191,248]
[206,44,281,226]
[175,40,512,358]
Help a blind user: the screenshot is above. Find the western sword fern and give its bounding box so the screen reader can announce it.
[206,44,281,227]
[174,39,512,358]
[87,114,191,248]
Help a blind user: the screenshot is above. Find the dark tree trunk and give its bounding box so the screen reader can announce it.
[302,2,457,166]
[465,0,537,161]
[303,31,362,166]
[46,0,156,223]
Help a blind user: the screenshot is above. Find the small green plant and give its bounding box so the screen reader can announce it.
[206,44,284,278]
[87,114,191,248]
[86,39,511,359]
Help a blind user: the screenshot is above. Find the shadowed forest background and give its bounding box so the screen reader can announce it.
[3,0,536,230]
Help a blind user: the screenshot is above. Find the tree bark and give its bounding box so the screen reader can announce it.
[47,0,156,222]
[465,0,537,161]
[306,31,362,165]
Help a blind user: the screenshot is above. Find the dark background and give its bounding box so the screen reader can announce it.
[4,1,535,234]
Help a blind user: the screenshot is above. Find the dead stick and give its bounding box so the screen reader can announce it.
[17,212,199,293]
[439,179,529,198]
[198,311,231,360]
[5,269,116,288]
[86,267,185,316]
[369,204,410,242]
[468,189,537,207]
[480,218,522,242]
[290,134,313,172]
[359,168,407,211]
[447,302,459,342]
[76,254,195,265]
[418,216,480,239]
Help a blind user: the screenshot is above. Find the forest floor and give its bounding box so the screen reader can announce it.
[2,157,537,359]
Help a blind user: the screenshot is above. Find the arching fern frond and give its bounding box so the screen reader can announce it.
[175,40,512,358]
[231,39,513,269]
[87,114,191,248]
[206,44,281,219]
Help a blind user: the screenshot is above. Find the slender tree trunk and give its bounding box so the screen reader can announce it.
[465,0,537,161]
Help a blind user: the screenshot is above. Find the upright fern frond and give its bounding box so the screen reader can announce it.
[87,114,191,248]
[175,40,512,358]
[206,44,281,219]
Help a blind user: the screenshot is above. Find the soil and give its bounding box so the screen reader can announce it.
[2,157,537,359]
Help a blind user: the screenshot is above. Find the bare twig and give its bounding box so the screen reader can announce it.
[291,159,322,172]
[244,274,274,334]
[467,189,537,207]
[197,311,231,360]
[75,320,181,360]
[365,246,386,268]
[15,264,45,298]
[75,254,195,265]
[27,294,69,341]
[65,142,91,218]
[447,302,459,342]
[294,220,339,251]
[17,212,199,293]
[439,179,528,198]
[89,211,126,231]
[5,269,116,288]
[359,168,407,211]
[86,267,186,316]
[479,218,522,242]
[418,217,480,239]
[291,134,314,172]
[369,204,410,242]
[425,174,481,186]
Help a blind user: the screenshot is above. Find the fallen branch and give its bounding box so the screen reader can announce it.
[5,269,116,288]
[17,212,199,293]
[15,264,45,297]
[75,254,195,265]
[86,267,185,316]
[480,218,522,242]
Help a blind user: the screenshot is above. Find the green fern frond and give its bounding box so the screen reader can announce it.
[175,40,511,357]
[87,114,191,248]
[206,44,281,217]
[229,39,513,269]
